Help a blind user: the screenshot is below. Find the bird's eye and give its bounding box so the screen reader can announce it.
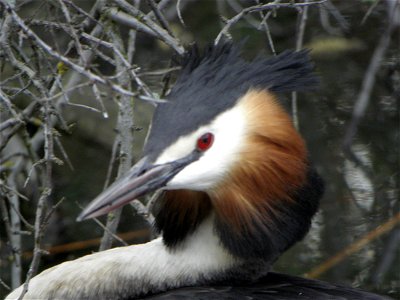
[196,132,214,152]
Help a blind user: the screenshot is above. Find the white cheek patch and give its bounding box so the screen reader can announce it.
[154,103,247,191]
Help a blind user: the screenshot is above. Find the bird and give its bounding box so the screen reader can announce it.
[6,42,389,300]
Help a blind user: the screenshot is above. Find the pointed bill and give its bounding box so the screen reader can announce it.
[77,153,199,221]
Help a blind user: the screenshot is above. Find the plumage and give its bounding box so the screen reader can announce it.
[145,272,389,300]
[145,43,318,160]
[6,42,388,300]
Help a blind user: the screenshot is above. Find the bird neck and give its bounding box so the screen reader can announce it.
[115,214,239,296]
[8,215,239,299]
[210,166,323,260]
[157,167,323,265]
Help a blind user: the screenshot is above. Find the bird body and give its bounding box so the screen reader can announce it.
[6,43,388,299]
[145,272,389,300]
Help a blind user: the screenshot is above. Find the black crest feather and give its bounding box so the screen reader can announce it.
[145,42,318,159]
[175,41,318,94]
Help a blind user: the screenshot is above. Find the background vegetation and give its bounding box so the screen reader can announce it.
[0,0,399,298]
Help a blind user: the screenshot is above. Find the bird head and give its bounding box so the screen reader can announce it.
[78,42,324,260]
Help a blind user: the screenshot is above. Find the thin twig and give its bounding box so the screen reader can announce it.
[215,0,326,45]
[99,20,135,251]
[103,137,120,190]
[93,217,129,246]
[41,197,66,229]
[17,48,56,295]
[291,0,310,130]
[176,0,185,27]
[139,66,181,76]
[0,277,11,291]
[91,83,109,118]
[256,0,280,55]
[65,102,102,114]
[6,199,35,230]
[58,0,86,64]
[371,227,400,284]
[0,118,23,133]
[226,0,260,29]
[0,180,30,202]
[127,0,141,64]
[130,199,155,226]
[81,32,154,98]
[22,229,150,259]
[343,1,398,155]
[29,10,105,153]
[146,0,174,35]
[18,189,51,300]
[43,82,93,102]
[0,125,22,152]
[62,0,103,29]
[0,89,23,121]
[54,136,74,171]
[0,195,22,289]
[105,7,159,38]
[75,201,128,246]
[2,1,138,98]
[322,0,350,31]
[111,0,184,55]
[304,212,400,279]
[146,189,162,213]
[361,0,381,25]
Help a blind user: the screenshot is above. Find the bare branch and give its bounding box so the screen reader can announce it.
[0,90,21,121]
[0,118,23,133]
[305,212,400,279]
[91,83,109,118]
[54,136,73,171]
[0,193,22,289]
[81,32,155,99]
[111,0,184,55]
[93,217,129,247]
[176,0,186,27]
[322,0,350,30]
[343,1,399,153]
[256,0,280,55]
[130,199,155,226]
[0,277,11,291]
[62,0,103,29]
[291,0,311,130]
[5,197,34,230]
[103,137,120,190]
[57,0,86,64]
[18,189,51,299]
[99,20,135,251]
[2,1,137,97]
[105,7,158,37]
[215,0,327,45]
[127,0,141,63]
[146,0,175,35]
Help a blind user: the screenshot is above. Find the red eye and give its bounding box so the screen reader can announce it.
[197,132,214,152]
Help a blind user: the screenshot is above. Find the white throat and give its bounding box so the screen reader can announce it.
[6,215,238,300]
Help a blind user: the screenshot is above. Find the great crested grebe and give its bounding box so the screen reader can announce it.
[6,42,388,300]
